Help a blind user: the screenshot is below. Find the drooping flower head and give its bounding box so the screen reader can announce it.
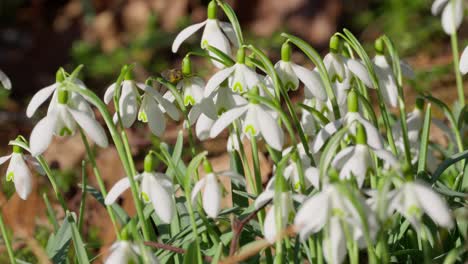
[0,144,32,200]
[431,0,464,35]
[105,153,175,224]
[172,1,238,68]
[105,240,159,264]
[29,80,108,156]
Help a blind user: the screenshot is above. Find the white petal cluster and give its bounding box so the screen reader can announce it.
[460,46,468,75]
[191,171,245,218]
[105,241,159,264]
[29,90,108,156]
[0,152,32,200]
[431,0,464,35]
[105,172,175,224]
[295,185,378,264]
[104,80,179,136]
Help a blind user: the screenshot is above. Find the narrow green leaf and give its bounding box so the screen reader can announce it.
[417,104,432,175]
[216,0,244,45]
[183,241,201,264]
[46,217,72,263]
[431,150,468,184]
[319,126,348,181]
[206,45,235,66]
[67,212,90,264]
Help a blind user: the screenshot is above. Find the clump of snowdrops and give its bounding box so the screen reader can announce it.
[0,0,467,263]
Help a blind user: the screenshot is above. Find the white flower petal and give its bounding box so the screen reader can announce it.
[255,105,283,151]
[105,177,132,205]
[172,20,207,53]
[143,97,166,137]
[254,190,274,209]
[460,46,468,75]
[291,64,327,101]
[346,59,373,88]
[413,183,453,228]
[355,116,384,150]
[373,149,399,168]
[400,60,415,79]
[0,70,11,90]
[104,83,116,104]
[150,88,180,121]
[30,113,57,156]
[203,173,221,218]
[331,146,355,168]
[26,84,57,117]
[119,81,138,128]
[11,154,32,200]
[191,178,206,204]
[0,154,11,165]
[237,64,260,90]
[432,0,448,15]
[219,21,238,47]
[323,217,347,264]
[264,207,278,243]
[204,66,235,96]
[142,173,174,223]
[311,119,343,153]
[295,191,329,240]
[210,105,248,137]
[68,108,108,148]
[304,167,320,189]
[202,19,231,68]
[196,114,215,140]
[374,55,398,107]
[441,0,463,35]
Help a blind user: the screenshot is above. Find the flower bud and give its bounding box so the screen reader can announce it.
[56,68,66,83]
[144,153,155,173]
[281,42,292,62]
[347,89,359,113]
[203,159,213,173]
[182,56,192,77]
[329,35,341,53]
[374,37,385,55]
[12,145,22,154]
[207,1,217,19]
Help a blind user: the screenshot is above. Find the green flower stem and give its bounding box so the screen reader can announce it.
[249,136,263,195]
[316,234,324,264]
[64,83,149,241]
[78,128,121,239]
[36,156,68,211]
[450,17,465,106]
[78,160,87,232]
[0,211,16,264]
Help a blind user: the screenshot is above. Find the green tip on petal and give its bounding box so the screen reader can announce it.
[355,123,367,145]
[182,56,193,77]
[141,192,150,203]
[138,111,148,123]
[415,97,425,111]
[59,127,73,136]
[203,159,213,173]
[244,125,256,136]
[184,95,195,106]
[281,42,292,62]
[6,172,14,181]
[236,47,246,64]
[232,82,243,93]
[207,0,217,19]
[329,35,341,53]
[374,37,385,55]
[347,89,359,113]
[144,153,155,173]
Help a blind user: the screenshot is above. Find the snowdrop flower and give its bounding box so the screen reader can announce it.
[431,0,464,35]
[0,70,11,90]
[0,145,32,200]
[26,69,86,118]
[105,154,174,223]
[295,184,378,264]
[389,181,453,231]
[460,46,468,75]
[270,42,327,100]
[281,144,320,191]
[332,124,399,187]
[29,89,108,156]
[190,82,247,140]
[104,78,180,136]
[254,177,305,243]
[372,54,398,107]
[172,1,237,68]
[210,89,284,151]
[105,241,159,264]
[191,161,245,218]
[312,89,384,153]
[204,48,261,95]
[176,57,205,106]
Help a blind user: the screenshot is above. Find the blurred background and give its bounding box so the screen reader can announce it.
[0,0,466,262]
